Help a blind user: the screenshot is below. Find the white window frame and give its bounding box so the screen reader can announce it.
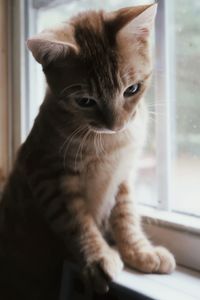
[154,0,174,211]
[9,0,200,272]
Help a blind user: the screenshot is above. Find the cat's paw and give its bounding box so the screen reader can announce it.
[84,248,123,294]
[123,246,176,274]
[154,246,176,273]
[98,248,124,281]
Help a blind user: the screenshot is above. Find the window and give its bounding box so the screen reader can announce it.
[6,0,200,271]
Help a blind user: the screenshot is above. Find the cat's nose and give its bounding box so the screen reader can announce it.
[105,118,126,132]
[102,108,126,132]
[106,119,126,132]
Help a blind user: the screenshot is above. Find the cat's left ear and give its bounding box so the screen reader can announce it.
[27,25,78,66]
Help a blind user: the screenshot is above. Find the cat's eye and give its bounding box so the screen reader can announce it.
[124,83,140,98]
[75,97,97,108]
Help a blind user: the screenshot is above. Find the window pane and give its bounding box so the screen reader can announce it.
[172,0,200,216]
[136,75,157,207]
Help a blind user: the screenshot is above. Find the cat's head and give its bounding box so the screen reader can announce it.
[27,3,157,133]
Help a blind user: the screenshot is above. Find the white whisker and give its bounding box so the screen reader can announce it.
[60,125,82,153]
[99,133,105,155]
[62,126,87,169]
[74,128,90,170]
[94,133,100,159]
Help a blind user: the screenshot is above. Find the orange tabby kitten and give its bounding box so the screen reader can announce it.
[0,3,175,299]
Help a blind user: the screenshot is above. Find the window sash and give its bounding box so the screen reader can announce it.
[154,0,175,211]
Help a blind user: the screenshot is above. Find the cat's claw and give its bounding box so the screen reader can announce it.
[84,248,123,294]
[123,246,176,274]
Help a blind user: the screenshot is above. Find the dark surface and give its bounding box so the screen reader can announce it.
[60,262,154,300]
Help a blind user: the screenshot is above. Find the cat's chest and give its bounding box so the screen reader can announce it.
[83,144,136,226]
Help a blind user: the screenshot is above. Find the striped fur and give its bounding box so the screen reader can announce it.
[0,4,175,299]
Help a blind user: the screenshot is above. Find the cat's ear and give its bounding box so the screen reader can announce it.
[27,25,78,65]
[120,3,157,38]
[107,3,157,41]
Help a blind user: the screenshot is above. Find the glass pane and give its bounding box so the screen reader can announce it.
[172,0,200,216]
[136,74,157,207]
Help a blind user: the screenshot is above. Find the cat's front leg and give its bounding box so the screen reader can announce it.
[30,172,123,293]
[65,196,123,293]
[110,182,176,273]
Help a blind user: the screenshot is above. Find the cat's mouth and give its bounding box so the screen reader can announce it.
[89,125,127,135]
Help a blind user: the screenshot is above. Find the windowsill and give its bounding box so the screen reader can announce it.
[140,205,200,234]
[115,266,200,300]
[138,205,200,272]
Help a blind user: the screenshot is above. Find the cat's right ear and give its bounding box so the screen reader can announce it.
[106,3,157,41]
[27,25,78,66]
